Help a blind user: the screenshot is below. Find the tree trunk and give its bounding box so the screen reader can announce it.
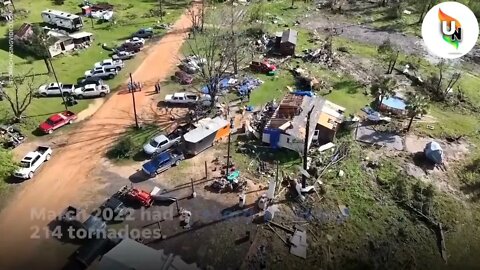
[44,58,52,74]
[10,0,16,11]
[159,0,163,21]
[291,0,295,8]
[378,95,385,109]
[407,115,414,131]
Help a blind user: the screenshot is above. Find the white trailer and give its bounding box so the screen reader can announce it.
[41,9,83,31]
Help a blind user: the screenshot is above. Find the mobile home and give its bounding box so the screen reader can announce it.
[41,10,83,31]
[183,117,230,156]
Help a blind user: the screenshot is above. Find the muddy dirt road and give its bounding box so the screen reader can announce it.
[0,6,196,269]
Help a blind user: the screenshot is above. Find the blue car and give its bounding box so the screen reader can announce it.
[142,151,184,177]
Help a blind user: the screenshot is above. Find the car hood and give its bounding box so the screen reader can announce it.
[143,143,156,155]
[14,167,30,176]
[84,70,93,76]
[164,94,173,100]
[142,160,157,175]
[94,63,102,68]
[39,122,52,132]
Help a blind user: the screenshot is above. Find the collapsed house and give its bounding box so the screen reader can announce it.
[262,93,345,153]
[46,29,94,57]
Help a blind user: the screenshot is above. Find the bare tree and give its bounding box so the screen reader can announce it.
[228,2,249,74]
[186,9,238,107]
[158,0,164,21]
[378,39,399,74]
[425,60,462,102]
[3,69,37,122]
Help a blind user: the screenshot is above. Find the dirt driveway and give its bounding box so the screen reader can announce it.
[0,5,196,269]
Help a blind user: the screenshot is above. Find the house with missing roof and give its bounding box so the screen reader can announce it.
[46,29,93,57]
[262,93,345,153]
[274,29,297,56]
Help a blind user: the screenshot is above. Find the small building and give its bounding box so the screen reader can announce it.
[92,238,200,270]
[46,29,93,57]
[262,93,345,153]
[183,117,230,156]
[275,29,297,56]
[14,23,34,41]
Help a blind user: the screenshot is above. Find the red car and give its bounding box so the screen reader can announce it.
[250,60,276,73]
[39,111,77,134]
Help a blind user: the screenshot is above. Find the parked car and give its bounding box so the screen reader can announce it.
[250,60,276,73]
[13,146,52,179]
[172,70,193,85]
[142,150,185,177]
[133,28,153,38]
[116,42,142,53]
[58,206,106,237]
[77,77,104,87]
[179,56,205,74]
[124,37,145,46]
[85,67,118,80]
[38,82,75,97]
[39,111,77,134]
[142,134,181,155]
[94,58,124,71]
[112,51,135,61]
[72,84,110,99]
[164,92,213,106]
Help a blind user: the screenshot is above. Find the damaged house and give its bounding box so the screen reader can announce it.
[262,93,345,153]
[274,29,297,56]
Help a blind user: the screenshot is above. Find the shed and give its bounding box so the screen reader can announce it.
[93,238,199,270]
[279,29,297,56]
[49,36,74,57]
[183,117,230,156]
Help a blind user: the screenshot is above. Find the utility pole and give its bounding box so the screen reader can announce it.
[302,108,313,188]
[226,117,233,176]
[44,39,68,111]
[129,73,139,129]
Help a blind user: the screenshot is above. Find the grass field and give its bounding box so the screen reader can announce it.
[0,0,191,134]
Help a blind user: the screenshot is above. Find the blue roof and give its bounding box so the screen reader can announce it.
[382,96,406,111]
[142,152,170,174]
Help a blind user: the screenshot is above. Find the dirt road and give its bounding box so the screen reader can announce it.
[0,5,196,269]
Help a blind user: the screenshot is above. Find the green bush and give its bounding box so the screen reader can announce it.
[107,137,135,159]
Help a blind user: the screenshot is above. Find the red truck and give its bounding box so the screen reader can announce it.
[39,111,77,134]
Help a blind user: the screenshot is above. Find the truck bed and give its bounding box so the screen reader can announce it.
[36,146,51,155]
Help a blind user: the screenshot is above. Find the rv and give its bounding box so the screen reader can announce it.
[41,10,83,31]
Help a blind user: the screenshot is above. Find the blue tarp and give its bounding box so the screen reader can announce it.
[265,128,281,148]
[424,141,444,164]
[382,96,407,111]
[293,90,314,97]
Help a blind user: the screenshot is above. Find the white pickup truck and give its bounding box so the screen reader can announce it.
[38,82,75,97]
[13,146,52,179]
[164,92,213,106]
[85,67,118,80]
[72,84,110,99]
[94,58,124,71]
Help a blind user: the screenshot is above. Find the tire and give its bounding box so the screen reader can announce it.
[77,95,84,99]
[116,67,121,71]
[40,93,47,97]
[108,74,114,79]
[100,92,106,97]
[45,154,51,161]
[175,160,180,166]
[48,129,53,134]
[68,119,73,124]
[28,172,33,179]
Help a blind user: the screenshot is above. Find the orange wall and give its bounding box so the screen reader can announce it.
[214,124,230,141]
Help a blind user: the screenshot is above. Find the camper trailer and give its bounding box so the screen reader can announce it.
[183,117,230,156]
[41,10,83,31]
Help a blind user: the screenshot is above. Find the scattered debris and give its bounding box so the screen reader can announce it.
[289,226,308,259]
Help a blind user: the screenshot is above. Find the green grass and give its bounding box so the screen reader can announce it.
[0,0,190,134]
[106,124,161,162]
[248,70,295,106]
